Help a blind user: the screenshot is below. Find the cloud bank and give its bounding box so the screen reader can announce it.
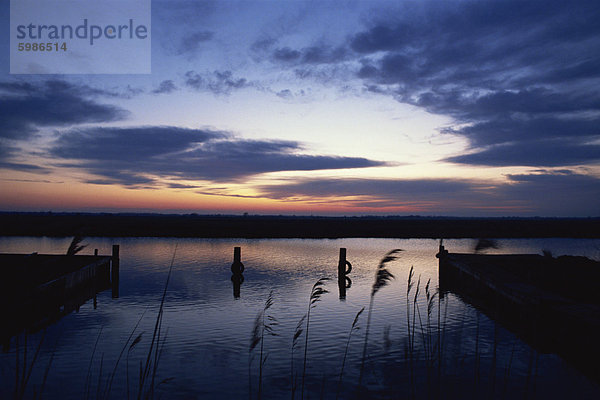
[49,126,386,186]
[270,0,600,168]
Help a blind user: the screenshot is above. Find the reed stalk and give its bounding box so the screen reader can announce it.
[291,314,306,400]
[13,331,46,400]
[336,307,364,400]
[301,277,329,400]
[359,249,401,387]
[85,327,103,400]
[127,333,143,400]
[137,244,177,400]
[103,313,145,400]
[249,291,277,400]
[259,291,277,400]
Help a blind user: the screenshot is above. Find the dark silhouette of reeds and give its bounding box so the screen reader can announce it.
[13,331,51,400]
[336,307,363,400]
[136,245,177,400]
[291,314,305,400]
[103,312,145,399]
[301,277,329,400]
[66,235,87,256]
[84,328,103,400]
[249,291,277,400]
[359,249,401,387]
[127,332,143,400]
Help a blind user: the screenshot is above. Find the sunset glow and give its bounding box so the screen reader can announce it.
[1,1,599,216]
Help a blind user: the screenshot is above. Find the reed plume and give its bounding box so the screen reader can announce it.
[301,277,329,400]
[425,279,438,362]
[291,314,306,400]
[406,266,414,357]
[127,333,143,400]
[359,249,402,386]
[249,313,261,400]
[249,291,278,400]
[66,235,87,256]
[104,313,145,400]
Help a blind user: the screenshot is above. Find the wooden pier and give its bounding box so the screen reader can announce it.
[0,247,119,343]
[437,244,600,382]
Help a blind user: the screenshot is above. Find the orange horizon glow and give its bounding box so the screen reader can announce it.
[0,178,532,216]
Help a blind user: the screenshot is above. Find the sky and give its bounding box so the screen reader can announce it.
[0,0,599,217]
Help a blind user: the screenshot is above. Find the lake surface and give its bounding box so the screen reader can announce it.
[1,237,599,399]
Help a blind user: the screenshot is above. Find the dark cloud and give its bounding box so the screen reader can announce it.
[257,173,600,216]
[179,30,214,54]
[0,79,128,140]
[442,116,600,147]
[276,89,293,99]
[52,127,224,162]
[274,88,307,100]
[445,139,600,167]
[168,183,202,189]
[184,70,253,95]
[272,45,347,65]
[152,80,178,94]
[274,0,600,167]
[49,126,385,186]
[252,37,277,52]
[502,172,600,215]
[0,161,49,173]
[273,47,301,62]
[363,1,599,166]
[259,178,478,201]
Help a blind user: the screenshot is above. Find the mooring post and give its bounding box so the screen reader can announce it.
[111,244,120,298]
[231,247,244,298]
[231,246,245,275]
[338,248,352,299]
[338,248,347,281]
[94,248,98,256]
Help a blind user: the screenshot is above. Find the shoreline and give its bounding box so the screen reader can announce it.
[1,212,598,238]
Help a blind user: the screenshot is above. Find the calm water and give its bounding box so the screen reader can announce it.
[1,237,599,399]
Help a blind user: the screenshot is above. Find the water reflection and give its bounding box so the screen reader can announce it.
[0,237,598,399]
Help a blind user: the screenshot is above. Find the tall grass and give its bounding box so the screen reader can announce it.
[13,331,51,400]
[336,307,363,400]
[291,314,305,400]
[359,249,401,386]
[103,312,145,399]
[301,277,329,400]
[136,244,177,400]
[66,235,87,256]
[249,291,277,400]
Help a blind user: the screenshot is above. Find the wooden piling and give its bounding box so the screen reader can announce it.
[231,246,244,275]
[230,247,244,298]
[338,248,352,299]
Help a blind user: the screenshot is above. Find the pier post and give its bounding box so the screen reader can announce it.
[111,244,120,298]
[231,247,245,298]
[94,249,98,256]
[231,247,245,275]
[338,248,352,299]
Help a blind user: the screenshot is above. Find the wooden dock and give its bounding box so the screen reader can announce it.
[437,244,600,383]
[0,246,119,343]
